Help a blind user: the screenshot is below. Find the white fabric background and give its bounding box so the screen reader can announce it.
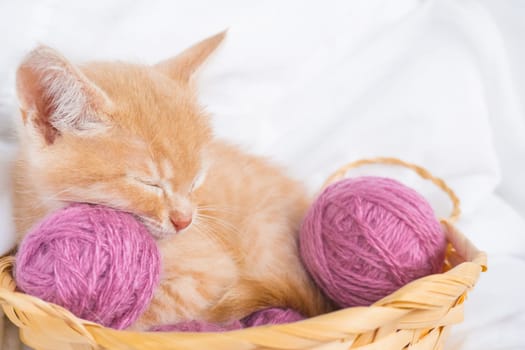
[0,0,524,349]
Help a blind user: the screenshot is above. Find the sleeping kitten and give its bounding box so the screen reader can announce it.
[12,32,331,329]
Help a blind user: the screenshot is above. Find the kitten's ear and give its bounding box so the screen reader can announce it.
[16,46,113,144]
[155,30,226,82]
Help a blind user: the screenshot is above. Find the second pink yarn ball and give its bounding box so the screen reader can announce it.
[300,176,447,307]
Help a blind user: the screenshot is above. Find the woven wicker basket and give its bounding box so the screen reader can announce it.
[0,157,487,350]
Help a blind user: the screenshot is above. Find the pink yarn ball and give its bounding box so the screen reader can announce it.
[151,320,243,332]
[300,177,446,308]
[15,203,161,329]
[242,308,304,327]
[151,308,304,332]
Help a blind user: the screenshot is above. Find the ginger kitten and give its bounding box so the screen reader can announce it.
[12,32,331,329]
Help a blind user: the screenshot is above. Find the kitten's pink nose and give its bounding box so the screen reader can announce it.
[169,212,192,231]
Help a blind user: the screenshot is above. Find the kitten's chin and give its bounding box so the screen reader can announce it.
[149,230,170,240]
[150,227,177,240]
[138,220,176,240]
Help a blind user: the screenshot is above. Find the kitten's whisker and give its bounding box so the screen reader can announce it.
[138,216,158,224]
[195,215,237,243]
[201,206,239,212]
[192,219,229,251]
[196,213,240,235]
[194,216,249,261]
[198,204,239,210]
[197,207,237,216]
[138,217,166,232]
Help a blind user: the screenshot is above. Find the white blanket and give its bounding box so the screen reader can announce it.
[0,1,524,348]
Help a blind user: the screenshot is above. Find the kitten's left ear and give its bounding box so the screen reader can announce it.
[16,46,113,144]
[155,30,226,83]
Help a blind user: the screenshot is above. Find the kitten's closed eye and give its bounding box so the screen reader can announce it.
[132,177,163,192]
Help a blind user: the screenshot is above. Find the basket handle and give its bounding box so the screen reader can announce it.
[322,157,461,223]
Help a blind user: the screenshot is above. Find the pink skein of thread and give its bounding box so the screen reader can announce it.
[15,203,161,330]
[150,308,303,332]
[151,320,243,332]
[300,177,446,308]
[242,308,305,327]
